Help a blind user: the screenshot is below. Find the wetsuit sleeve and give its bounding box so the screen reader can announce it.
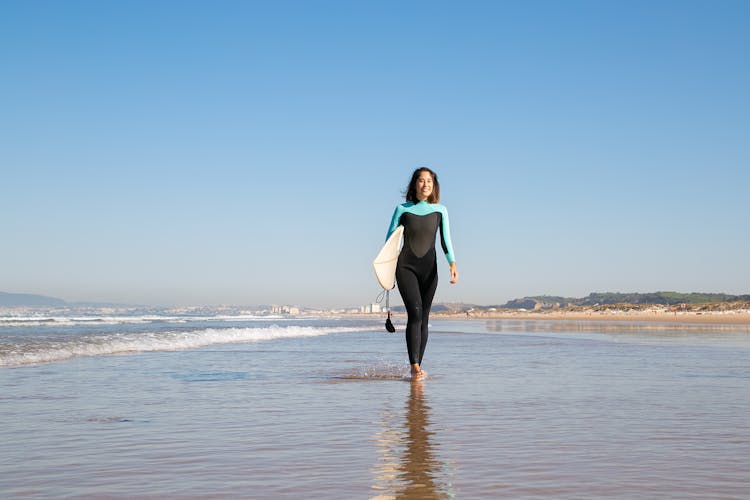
[385,206,402,242]
[439,206,456,264]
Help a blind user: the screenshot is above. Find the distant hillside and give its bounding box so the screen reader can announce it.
[0,292,67,307]
[578,292,750,306]
[499,296,571,310]
[498,292,750,310]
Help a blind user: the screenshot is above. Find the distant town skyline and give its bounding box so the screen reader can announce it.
[3,290,750,313]
[2,1,749,307]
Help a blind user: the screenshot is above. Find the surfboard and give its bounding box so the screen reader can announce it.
[373,225,404,290]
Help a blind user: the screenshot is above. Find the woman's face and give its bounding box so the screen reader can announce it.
[415,170,434,201]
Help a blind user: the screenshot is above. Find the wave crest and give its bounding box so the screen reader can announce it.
[0,325,363,368]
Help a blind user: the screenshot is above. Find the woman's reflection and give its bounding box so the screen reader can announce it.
[372,379,448,499]
[399,379,447,498]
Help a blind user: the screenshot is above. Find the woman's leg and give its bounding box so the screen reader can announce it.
[417,263,438,365]
[396,267,423,370]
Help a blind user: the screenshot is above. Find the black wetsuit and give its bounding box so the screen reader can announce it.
[386,201,455,366]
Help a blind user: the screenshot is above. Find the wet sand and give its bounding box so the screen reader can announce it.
[451,309,750,325]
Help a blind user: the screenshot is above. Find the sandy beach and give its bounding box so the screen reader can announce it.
[448,309,750,325]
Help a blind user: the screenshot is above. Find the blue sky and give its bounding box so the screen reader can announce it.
[2,1,748,307]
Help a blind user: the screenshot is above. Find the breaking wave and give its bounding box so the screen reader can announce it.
[0,325,365,368]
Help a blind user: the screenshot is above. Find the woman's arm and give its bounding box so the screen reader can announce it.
[439,206,459,284]
[438,206,456,264]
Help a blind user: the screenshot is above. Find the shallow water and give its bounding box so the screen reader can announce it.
[2,317,750,498]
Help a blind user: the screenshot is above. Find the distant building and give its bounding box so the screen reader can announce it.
[271,305,300,315]
[360,303,382,313]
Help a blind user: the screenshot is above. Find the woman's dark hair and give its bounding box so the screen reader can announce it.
[405,167,440,203]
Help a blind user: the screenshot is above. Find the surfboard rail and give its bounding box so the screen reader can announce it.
[373,225,403,290]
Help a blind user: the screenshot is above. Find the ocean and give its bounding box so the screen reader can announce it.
[2,313,749,498]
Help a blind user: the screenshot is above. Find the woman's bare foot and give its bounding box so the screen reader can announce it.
[410,363,425,380]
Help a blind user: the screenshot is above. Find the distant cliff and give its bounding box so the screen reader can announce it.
[498,292,750,310]
[0,292,67,307]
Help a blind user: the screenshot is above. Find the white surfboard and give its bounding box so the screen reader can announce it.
[373,225,404,290]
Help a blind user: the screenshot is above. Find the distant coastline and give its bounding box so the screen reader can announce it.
[347,300,750,326]
[3,290,750,326]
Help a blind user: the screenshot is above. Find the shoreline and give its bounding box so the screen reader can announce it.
[342,309,750,326]
[3,306,750,327]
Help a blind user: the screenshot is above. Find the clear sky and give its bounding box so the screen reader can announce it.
[2,1,748,308]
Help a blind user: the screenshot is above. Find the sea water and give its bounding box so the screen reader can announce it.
[2,314,749,498]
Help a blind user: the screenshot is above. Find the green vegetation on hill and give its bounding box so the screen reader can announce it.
[499,292,750,309]
[580,292,750,306]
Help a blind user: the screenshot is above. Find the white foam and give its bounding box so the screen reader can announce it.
[0,314,286,327]
[0,325,366,368]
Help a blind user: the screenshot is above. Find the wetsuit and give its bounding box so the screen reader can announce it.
[386,200,455,366]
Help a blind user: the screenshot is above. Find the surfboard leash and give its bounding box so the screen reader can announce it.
[376,288,396,333]
[384,290,395,333]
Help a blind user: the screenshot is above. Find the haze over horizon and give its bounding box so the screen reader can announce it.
[3,1,749,308]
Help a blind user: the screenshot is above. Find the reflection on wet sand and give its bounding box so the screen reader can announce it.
[486,318,750,334]
[371,380,449,499]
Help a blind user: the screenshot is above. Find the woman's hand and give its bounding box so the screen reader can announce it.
[449,262,459,284]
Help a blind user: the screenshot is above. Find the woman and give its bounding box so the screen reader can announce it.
[386,168,459,379]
